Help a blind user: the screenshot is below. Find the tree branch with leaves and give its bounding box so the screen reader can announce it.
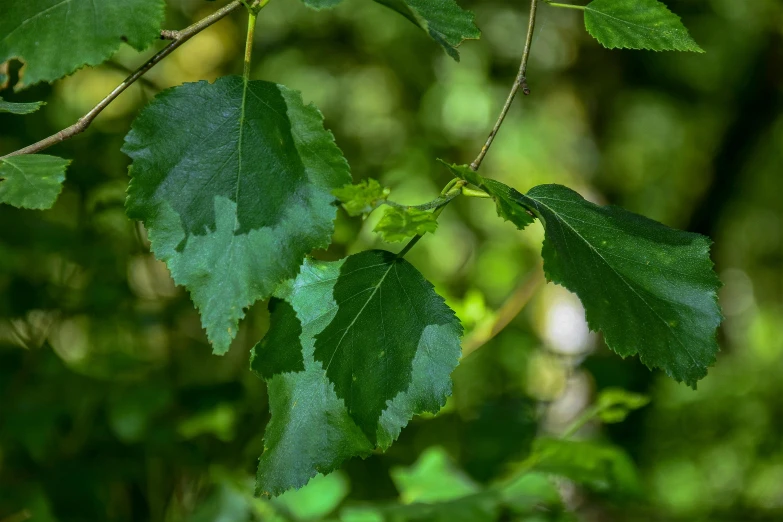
[0,0,719,503]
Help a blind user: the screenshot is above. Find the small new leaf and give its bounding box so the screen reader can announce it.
[0,155,70,210]
[442,162,535,230]
[333,179,390,217]
[596,388,649,423]
[374,206,438,242]
[124,76,351,355]
[0,0,166,88]
[255,253,462,495]
[584,0,704,52]
[0,97,45,114]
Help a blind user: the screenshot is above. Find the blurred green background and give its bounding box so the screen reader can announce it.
[1,0,782,520]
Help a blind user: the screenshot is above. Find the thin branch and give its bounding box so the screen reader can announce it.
[470,0,540,171]
[160,29,181,40]
[1,0,245,159]
[460,266,544,359]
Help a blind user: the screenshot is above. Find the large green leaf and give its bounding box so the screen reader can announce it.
[0,97,45,114]
[254,252,462,495]
[584,0,703,52]
[0,0,165,88]
[0,155,70,209]
[374,0,481,60]
[124,76,351,354]
[520,184,721,386]
[312,250,461,439]
[448,168,720,386]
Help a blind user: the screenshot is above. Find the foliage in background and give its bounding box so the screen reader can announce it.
[1,0,782,520]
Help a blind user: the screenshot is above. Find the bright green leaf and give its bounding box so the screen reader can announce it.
[255,253,462,495]
[596,388,650,423]
[584,0,704,52]
[533,438,642,496]
[333,178,390,217]
[0,97,45,114]
[272,472,350,520]
[391,446,479,504]
[374,206,438,242]
[519,184,721,386]
[124,76,351,355]
[0,155,69,209]
[442,162,535,230]
[0,0,165,88]
[374,0,480,60]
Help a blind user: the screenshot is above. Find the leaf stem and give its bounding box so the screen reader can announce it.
[244,10,258,82]
[470,0,540,171]
[545,2,586,10]
[1,1,247,159]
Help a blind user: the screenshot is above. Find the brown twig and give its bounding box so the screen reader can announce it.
[460,266,544,359]
[470,0,539,171]
[1,1,245,159]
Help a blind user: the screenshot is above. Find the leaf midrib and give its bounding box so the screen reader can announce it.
[323,261,396,372]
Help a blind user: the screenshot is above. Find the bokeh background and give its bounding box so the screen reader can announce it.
[1,0,782,520]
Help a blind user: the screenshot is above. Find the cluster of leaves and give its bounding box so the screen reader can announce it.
[1,0,719,506]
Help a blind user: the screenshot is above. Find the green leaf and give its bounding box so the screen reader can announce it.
[255,253,462,495]
[449,172,721,386]
[0,97,45,114]
[311,250,461,440]
[333,178,390,217]
[373,0,480,60]
[250,299,305,380]
[0,155,70,209]
[595,388,649,423]
[124,76,351,355]
[584,0,704,52]
[519,184,721,386]
[0,0,165,88]
[374,207,438,242]
[390,446,479,504]
[341,449,565,522]
[533,438,642,496]
[272,472,350,520]
[442,162,535,230]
